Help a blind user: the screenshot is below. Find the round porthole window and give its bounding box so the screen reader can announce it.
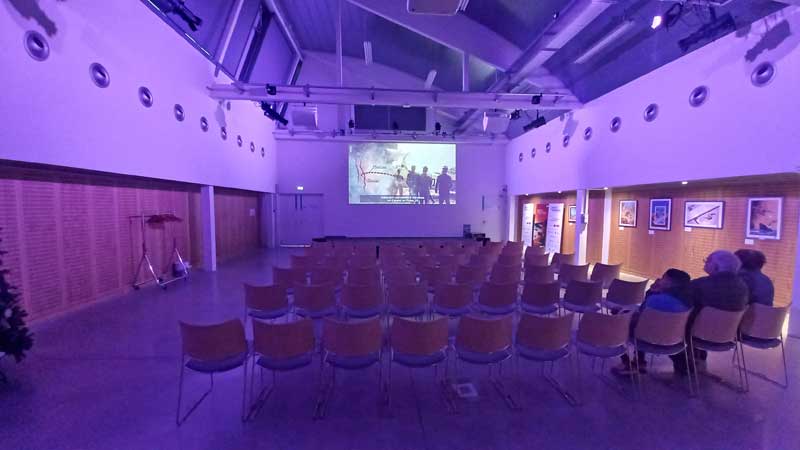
[138,87,154,108]
[610,117,622,132]
[562,135,570,147]
[221,127,228,140]
[689,86,709,107]
[89,63,111,88]
[250,142,255,152]
[584,127,593,140]
[174,104,185,121]
[24,30,49,61]
[518,152,523,162]
[644,103,658,122]
[237,135,243,147]
[545,142,552,153]
[200,117,209,132]
[751,62,776,87]
[531,147,536,159]
[261,147,265,157]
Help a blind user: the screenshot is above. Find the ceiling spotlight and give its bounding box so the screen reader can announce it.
[681,181,689,185]
[557,190,562,194]
[510,110,521,120]
[348,119,355,129]
[265,84,277,95]
[392,121,400,134]
[434,122,442,134]
[531,94,542,105]
[603,187,609,190]
[651,15,663,29]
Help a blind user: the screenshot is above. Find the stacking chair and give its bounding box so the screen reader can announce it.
[386,283,429,318]
[456,264,487,289]
[604,279,648,312]
[420,264,455,290]
[290,255,311,270]
[316,317,384,419]
[503,241,524,254]
[523,264,556,284]
[341,283,385,318]
[520,281,561,315]
[383,267,418,286]
[498,253,522,267]
[248,318,316,419]
[632,309,694,396]
[515,313,577,405]
[590,263,622,289]
[177,319,249,425]
[563,280,603,314]
[243,283,290,322]
[524,246,546,259]
[575,312,635,401]
[689,307,748,393]
[524,253,549,268]
[454,314,518,409]
[557,263,590,288]
[388,317,453,411]
[309,267,345,289]
[477,281,519,315]
[489,263,522,284]
[293,283,338,319]
[738,303,790,389]
[273,267,308,290]
[550,252,575,273]
[432,282,474,318]
[348,266,381,286]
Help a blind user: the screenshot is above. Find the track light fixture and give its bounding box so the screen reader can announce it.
[522,111,546,132]
[265,84,277,95]
[260,101,288,126]
[510,110,522,120]
[159,0,203,31]
[531,94,542,105]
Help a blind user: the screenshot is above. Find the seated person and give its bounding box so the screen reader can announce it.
[613,269,692,375]
[734,249,774,306]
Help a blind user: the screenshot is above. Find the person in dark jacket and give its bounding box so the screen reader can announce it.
[734,249,774,306]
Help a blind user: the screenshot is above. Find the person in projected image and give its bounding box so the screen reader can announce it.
[418,166,433,204]
[407,165,419,202]
[436,166,453,205]
[389,168,405,196]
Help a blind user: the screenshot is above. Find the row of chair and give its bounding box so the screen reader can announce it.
[177,302,789,424]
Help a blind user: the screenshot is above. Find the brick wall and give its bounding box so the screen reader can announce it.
[609,175,799,306]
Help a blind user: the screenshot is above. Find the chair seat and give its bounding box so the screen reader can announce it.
[393,351,446,368]
[326,352,380,370]
[257,353,313,371]
[476,303,516,315]
[433,304,472,317]
[604,300,641,312]
[517,344,569,362]
[691,337,737,352]
[343,305,385,318]
[186,351,248,373]
[740,335,782,349]
[576,341,626,358]
[635,340,686,356]
[456,348,512,365]
[520,303,558,315]
[388,305,427,317]
[249,307,290,320]
[563,302,600,313]
[295,306,338,319]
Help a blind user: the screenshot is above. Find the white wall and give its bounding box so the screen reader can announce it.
[0,0,276,192]
[276,141,506,239]
[505,7,800,195]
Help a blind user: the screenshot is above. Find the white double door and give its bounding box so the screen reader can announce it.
[278,193,323,246]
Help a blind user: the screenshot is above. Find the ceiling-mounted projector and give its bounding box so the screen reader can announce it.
[407,0,470,16]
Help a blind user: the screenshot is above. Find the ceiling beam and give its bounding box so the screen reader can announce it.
[208,83,582,110]
[346,0,521,71]
[273,129,508,144]
[774,0,800,5]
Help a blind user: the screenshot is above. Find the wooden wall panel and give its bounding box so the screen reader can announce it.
[214,188,261,262]
[0,164,200,322]
[586,191,605,263]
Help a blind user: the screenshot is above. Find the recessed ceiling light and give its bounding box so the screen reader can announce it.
[603,187,609,190]
[681,181,689,185]
[557,191,562,194]
[651,15,663,29]
[296,186,304,191]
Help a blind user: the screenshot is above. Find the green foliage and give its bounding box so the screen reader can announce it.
[0,235,34,363]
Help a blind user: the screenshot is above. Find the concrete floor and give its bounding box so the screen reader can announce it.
[2,249,799,450]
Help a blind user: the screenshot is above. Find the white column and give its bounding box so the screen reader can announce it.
[200,185,217,271]
[574,189,589,265]
[791,206,800,319]
[506,193,517,242]
[601,188,613,264]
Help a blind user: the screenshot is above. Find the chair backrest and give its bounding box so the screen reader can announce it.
[420,264,455,287]
[558,263,590,287]
[478,282,518,308]
[468,254,495,269]
[383,267,418,286]
[739,303,790,340]
[322,317,383,357]
[489,263,522,284]
[606,279,648,306]
[433,282,473,310]
[691,307,746,344]
[576,312,632,348]
[521,281,561,308]
[290,255,311,270]
[551,252,575,269]
[293,283,336,313]
[244,283,288,312]
[524,264,556,284]
[309,267,345,286]
[590,263,622,289]
[456,264,487,285]
[252,317,315,359]
[517,313,573,351]
[564,280,603,306]
[273,266,307,287]
[179,319,246,361]
[524,246,546,258]
[390,317,449,356]
[341,283,384,310]
[524,253,550,268]
[634,309,691,346]
[387,283,428,311]
[497,253,521,266]
[348,266,381,285]
[455,314,513,354]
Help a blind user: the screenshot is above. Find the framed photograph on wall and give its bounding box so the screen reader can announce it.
[746,197,782,240]
[649,198,672,231]
[568,205,577,223]
[618,200,637,227]
[684,200,724,229]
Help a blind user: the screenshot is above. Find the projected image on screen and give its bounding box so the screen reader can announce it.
[349,142,456,205]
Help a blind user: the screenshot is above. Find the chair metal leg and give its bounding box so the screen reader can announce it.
[241,358,249,422]
[490,360,520,410]
[542,357,578,406]
[176,365,214,426]
[247,367,277,421]
[781,338,789,389]
[689,338,700,394]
